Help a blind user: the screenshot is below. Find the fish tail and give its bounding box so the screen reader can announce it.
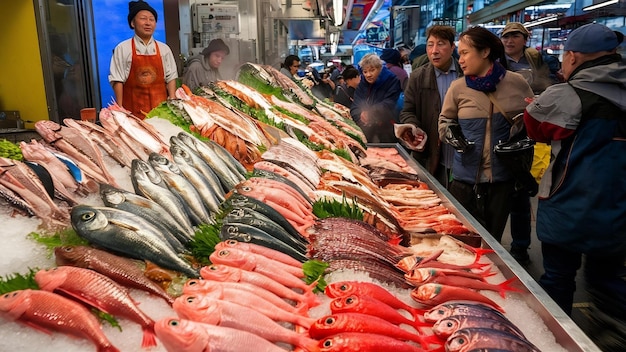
[295,301,310,315]
[140,326,158,348]
[498,277,523,298]
[417,333,444,350]
[97,345,121,352]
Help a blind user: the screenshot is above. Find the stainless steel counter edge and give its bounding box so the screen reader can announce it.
[367,143,600,352]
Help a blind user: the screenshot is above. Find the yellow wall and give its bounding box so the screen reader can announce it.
[0,2,49,126]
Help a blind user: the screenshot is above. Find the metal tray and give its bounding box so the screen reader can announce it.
[368,143,600,352]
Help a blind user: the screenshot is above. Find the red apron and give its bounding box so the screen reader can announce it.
[123,39,167,119]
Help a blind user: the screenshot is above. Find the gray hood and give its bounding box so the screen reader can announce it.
[569,57,626,111]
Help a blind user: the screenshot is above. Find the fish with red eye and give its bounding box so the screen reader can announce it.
[318,332,427,352]
[411,283,505,313]
[396,249,491,273]
[310,312,441,349]
[325,281,426,319]
[405,269,522,298]
[330,294,430,331]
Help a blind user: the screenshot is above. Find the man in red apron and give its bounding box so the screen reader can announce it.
[109,0,178,118]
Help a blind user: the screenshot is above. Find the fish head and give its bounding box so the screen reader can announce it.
[154,318,209,352]
[405,268,432,285]
[131,159,162,185]
[424,303,455,322]
[34,267,69,291]
[182,279,221,296]
[208,248,251,269]
[173,295,220,324]
[309,314,346,339]
[411,283,441,302]
[169,145,189,165]
[396,255,420,272]
[432,316,462,338]
[324,281,358,298]
[99,183,126,206]
[0,290,33,320]
[70,205,109,234]
[34,120,62,137]
[199,264,241,282]
[329,295,362,314]
[445,328,475,352]
[54,245,90,267]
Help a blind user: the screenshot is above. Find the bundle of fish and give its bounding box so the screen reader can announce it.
[155,240,322,352]
[308,280,441,351]
[424,302,541,351]
[307,217,411,288]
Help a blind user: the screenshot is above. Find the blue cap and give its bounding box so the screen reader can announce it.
[563,23,619,53]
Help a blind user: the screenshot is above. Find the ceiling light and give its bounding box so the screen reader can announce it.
[523,15,559,28]
[583,0,619,11]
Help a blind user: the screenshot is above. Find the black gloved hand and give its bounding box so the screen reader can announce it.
[444,125,473,153]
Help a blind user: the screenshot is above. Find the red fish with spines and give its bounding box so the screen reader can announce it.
[0,289,120,352]
[172,295,318,350]
[330,294,430,331]
[215,239,305,268]
[317,332,427,352]
[34,266,157,348]
[183,279,307,314]
[209,247,316,293]
[411,283,505,313]
[325,281,426,319]
[405,268,496,287]
[409,274,522,298]
[432,314,525,339]
[423,302,509,323]
[200,264,320,308]
[53,245,174,305]
[309,312,441,349]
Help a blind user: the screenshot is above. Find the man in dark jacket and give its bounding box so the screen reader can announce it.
[398,25,462,188]
[524,23,626,350]
[351,54,402,143]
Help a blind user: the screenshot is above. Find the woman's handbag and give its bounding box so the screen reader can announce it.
[487,93,539,196]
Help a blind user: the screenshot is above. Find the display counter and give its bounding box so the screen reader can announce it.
[370,143,600,352]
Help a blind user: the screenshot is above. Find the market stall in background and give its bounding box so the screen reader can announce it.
[0,59,601,351]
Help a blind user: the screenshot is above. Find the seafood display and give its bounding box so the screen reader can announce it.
[0,64,591,352]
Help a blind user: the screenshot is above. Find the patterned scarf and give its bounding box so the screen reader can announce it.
[465,61,507,92]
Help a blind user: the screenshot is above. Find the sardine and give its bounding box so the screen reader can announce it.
[100,183,194,244]
[177,131,242,191]
[148,153,213,225]
[170,144,223,213]
[131,159,195,232]
[170,136,225,201]
[71,204,199,278]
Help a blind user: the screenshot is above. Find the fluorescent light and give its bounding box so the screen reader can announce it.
[583,0,618,11]
[523,15,559,28]
[333,0,343,26]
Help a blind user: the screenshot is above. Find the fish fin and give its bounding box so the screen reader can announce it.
[140,326,157,348]
[23,321,55,335]
[419,333,445,350]
[53,288,113,314]
[497,277,523,298]
[106,218,141,232]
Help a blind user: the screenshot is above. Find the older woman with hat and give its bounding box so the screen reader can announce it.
[182,39,230,91]
[108,0,178,118]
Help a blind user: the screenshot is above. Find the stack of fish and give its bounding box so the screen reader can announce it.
[424,302,541,351]
[306,280,440,351]
[155,240,322,352]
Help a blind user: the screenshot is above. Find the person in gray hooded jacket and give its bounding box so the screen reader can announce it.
[182,39,230,90]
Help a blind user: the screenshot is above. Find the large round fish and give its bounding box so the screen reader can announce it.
[446,328,541,352]
[433,314,525,339]
[71,204,199,278]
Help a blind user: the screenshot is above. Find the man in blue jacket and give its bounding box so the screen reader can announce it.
[524,23,626,349]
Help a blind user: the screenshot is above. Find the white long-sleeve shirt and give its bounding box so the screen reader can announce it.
[108,35,178,84]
